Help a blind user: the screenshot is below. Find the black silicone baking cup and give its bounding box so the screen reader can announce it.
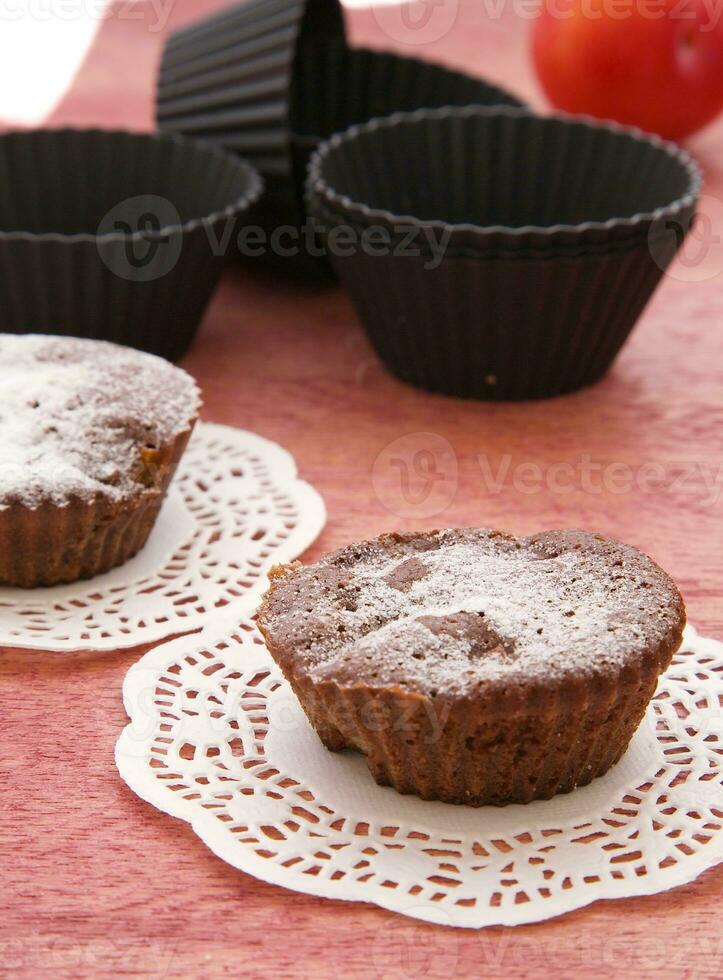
[156,0,345,227]
[0,129,263,360]
[155,0,522,265]
[289,40,523,212]
[307,107,701,400]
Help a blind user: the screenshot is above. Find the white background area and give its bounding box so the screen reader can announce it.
[0,0,401,126]
[0,0,111,124]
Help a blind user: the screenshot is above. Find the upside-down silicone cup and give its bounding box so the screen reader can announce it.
[156,0,345,231]
[156,0,522,270]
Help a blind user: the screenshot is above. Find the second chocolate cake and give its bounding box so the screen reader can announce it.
[258,529,685,806]
[0,334,200,587]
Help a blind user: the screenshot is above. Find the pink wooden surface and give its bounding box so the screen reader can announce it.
[1,2,722,976]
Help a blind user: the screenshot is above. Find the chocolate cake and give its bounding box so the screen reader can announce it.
[258,529,685,806]
[0,334,200,587]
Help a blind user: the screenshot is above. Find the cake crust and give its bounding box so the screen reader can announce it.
[0,334,200,587]
[258,528,686,806]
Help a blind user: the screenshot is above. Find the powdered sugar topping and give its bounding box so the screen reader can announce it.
[261,530,683,694]
[0,334,200,508]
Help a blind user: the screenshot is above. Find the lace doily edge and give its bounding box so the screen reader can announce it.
[115,735,722,928]
[115,622,723,929]
[0,423,327,651]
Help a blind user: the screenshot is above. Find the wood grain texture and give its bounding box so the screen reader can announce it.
[2,2,722,977]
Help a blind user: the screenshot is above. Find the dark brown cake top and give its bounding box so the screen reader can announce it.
[0,334,200,508]
[259,529,685,697]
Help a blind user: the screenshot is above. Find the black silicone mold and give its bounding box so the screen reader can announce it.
[307,106,701,400]
[155,0,522,270]
[156,0,345,230]
[0,128,262,360]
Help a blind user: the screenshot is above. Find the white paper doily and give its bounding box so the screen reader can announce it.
[0,423,325,651]
[116,621,722,928]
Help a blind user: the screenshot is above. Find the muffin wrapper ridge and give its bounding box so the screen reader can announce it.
[322,238,676,400]
[0,422,195,589]
[308,108,699,252]
[279,656,666,806]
